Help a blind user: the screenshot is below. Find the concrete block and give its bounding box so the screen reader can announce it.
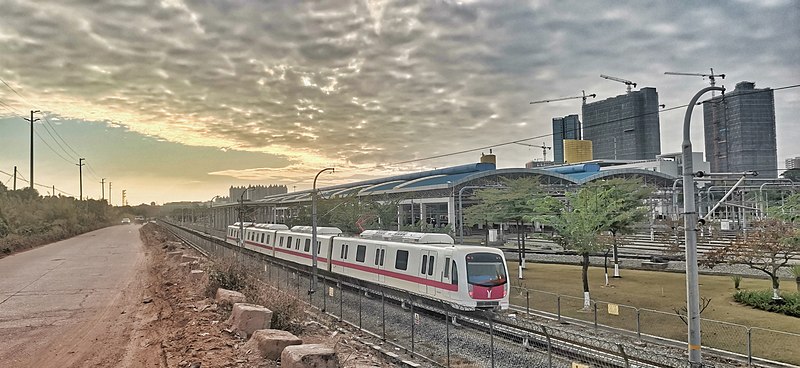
[245,329,302,360]
[281,344,339,368]
[181,255,200,263]
[215,288,246,306]
[226,303,272,337]
[189,269,204,280]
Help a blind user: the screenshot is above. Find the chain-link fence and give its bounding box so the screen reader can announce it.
[510,284,800,366]
[162,221,798,367]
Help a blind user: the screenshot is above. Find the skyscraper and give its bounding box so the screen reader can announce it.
[703,81,777,177]
[552,114,581,164]
[582,87,661,160]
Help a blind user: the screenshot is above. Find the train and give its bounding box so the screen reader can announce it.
[225,222,510,311]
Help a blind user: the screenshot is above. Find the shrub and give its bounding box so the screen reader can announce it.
[733,289,800,317]
[731,275,742,289]
[206,261,250,297]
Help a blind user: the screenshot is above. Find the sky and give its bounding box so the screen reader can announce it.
[0,0,798,205]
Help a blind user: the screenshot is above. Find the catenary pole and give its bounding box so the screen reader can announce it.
[311,167,335,295]
[682,86,724,367]
[101,178,105,200]
[13,166,17,190]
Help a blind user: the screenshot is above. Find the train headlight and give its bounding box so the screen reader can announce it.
[468,283,474,297]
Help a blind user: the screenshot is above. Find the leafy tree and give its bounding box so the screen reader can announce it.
[464,178,546,278]
[781,168,800,182]
[598,178,652,277]
[702,218,800,300]
[531,178,651,309]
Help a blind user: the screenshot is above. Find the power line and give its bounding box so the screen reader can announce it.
[0,168,75,196]
[39,111,82,158]
[33,128,74,164]
[386,83,800,166]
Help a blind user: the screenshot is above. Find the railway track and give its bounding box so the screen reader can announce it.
[162,221,700,368]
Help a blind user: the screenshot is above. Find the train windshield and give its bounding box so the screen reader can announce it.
[466,253,507,287]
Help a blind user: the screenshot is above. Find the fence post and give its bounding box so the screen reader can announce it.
[593,301,598,331]
[526,290,530,315]
[322,276,327,312]
[557,295,562,323]
[542,325,552,368]
[378,291,386,341]
[636,309,641,341]
[358,284,363,330]
[617,343,630,368]
[339,278,343,322]
[410,299,415,354]
[489,313,495,368]
[445,310,450,368]
[747,327,753,366]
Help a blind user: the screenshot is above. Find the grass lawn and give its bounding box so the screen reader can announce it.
[506,261,800,365]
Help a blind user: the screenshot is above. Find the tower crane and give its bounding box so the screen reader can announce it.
[664,68,725,96]
[600,74,637,93]
[530,90,597,105]
[514,141,552,161]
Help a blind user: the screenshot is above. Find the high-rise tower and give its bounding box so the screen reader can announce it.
[703,81,777,177]
[582,87,661,160]
[551,115,581,164]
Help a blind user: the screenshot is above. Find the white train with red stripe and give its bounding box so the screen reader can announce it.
[226,223,509,311]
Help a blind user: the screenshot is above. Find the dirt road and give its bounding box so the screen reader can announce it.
[0,224,158,368]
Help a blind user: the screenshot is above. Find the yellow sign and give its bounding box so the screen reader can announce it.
[608,303,620,316]
[571,362,590,368]
[328,287,335,297]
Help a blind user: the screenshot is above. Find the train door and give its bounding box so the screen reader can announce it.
[373,246,386,284]
[418,250,438,296]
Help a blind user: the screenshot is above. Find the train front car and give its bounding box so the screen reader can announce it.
[463,250,509,310]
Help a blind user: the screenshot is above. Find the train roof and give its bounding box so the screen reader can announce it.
[289,226,343,235]
[359,230,455,245]
[254,223,289,230]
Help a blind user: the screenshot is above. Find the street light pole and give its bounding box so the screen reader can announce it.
[238,187,253,248]
[682,86,724,367]
[311,167,335,295]
[209,195,220,234]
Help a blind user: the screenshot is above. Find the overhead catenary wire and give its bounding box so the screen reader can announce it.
[386,83,800,167]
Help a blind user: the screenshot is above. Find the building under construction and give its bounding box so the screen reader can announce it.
[703,81,777,177]
[582,87,661,160]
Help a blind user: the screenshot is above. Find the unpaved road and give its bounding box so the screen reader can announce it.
[0,224,154,368]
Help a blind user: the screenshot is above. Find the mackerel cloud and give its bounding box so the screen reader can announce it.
[1,0,798,177]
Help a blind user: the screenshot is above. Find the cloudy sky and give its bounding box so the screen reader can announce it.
[0,0,798,205]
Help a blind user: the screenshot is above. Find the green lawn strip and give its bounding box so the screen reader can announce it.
[507,261,800,365]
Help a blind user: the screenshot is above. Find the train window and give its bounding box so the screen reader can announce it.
[279,236,284,247]
[304,239,311,252]
[374,249,380,265]
[356,245,366,263]
[340,244,349,259]
[261,233,265,243]
[395,250,409,271]
[421,255,428,274]
[267,235,271,243]
[286,236,292,248]
[451,262,458,285]
[295,239,301,250]
[444,257,451,278]
[428,256,435,276]
[317,241,322,254]
[380,249,385,266]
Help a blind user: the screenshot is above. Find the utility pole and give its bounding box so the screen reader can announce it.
[121,189,127,206]
[108,182,112,205]
[100,178,106,200]
[51,185,54,197]
[23,110,40,189]
[13,166,17,190]
[77,158,85,200]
